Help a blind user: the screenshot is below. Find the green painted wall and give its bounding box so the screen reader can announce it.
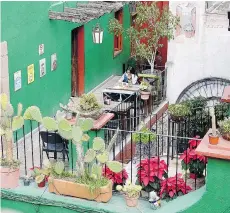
[180,158,230,213]
[1,1,130,133]
[84,5,131,92]
[2,199,80,213]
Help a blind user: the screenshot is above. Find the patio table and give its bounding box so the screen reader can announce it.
[103,84,140,129]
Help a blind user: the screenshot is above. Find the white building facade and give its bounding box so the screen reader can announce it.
[167,1,230,103]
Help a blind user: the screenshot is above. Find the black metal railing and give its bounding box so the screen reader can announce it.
[103,128,206,199]
[0,102,228,200]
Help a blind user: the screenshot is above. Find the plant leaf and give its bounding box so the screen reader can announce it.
[12,116,24,131]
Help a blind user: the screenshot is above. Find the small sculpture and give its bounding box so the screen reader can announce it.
[149,191,161,210]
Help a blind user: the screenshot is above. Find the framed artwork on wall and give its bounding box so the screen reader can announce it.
[27,64,35,84]
[39,44,44,55]
[39,58,46,77]
[14,70,22,91]
[51,53,57,71]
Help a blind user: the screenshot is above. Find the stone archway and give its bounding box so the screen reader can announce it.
[176,77,230,106]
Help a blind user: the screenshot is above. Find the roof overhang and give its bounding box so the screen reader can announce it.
[49,1,127,24]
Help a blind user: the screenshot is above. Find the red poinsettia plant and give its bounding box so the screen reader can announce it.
[180,136,207,179]
[136,157,168,192]
[103,167,128,185]
[160,174,192,200]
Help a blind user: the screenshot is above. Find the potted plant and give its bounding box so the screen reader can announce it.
[108,2,179,74]
[132,123,156,161]
[209,107,220,145]
[160,174,192,201]
[218,118,230,141]
[180,137,207,182]
[139,81,151,100]
[102,167,128,190]
[136,157,168,194]
[42,115,122,202]
[168,103,191,122]
[31,167,50,188]
[0,94,24,188]
[116,180,142,207]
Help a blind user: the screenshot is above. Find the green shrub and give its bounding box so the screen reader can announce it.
[79,93,102,112]
[132,125,156,144]
[168,103,191,117]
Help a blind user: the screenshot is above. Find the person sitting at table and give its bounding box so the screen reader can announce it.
[119,67,138,85]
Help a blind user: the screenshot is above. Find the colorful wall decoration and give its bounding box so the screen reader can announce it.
[27,64,34,84]
[176,3,196,40]
[51,53,57,71]
[14,70,21,91]
[39,44,44,55]
[39,58,46,77]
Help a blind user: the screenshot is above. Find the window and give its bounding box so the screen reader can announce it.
[130,14,137,56]
[114,9,123,56]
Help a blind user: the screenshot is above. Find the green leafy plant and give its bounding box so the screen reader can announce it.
[42,113,122,193]
[79,93,102,112]
[140,81,150,92]
[218,118,230,141]
[0,93,24,167]
[116,180,142,198]
[215,103,229,122]
[0,93,41,168]
[183,97,207,114]
[219,118,230,133]
[108,2,179,73]
[168,103,191,118]
[76,172,109,194]
[132,123,156,144]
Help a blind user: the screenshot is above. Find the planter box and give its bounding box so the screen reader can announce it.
[48,178,113,203]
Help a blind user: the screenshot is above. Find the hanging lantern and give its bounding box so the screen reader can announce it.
[228,11,230,31]
[92,23,103,44]
[129,2,136,14]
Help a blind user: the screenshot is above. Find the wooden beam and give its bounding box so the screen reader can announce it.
[64,7,105,18]
[76,2,124,12]
[49,11,90,23]
[49,2,126,24]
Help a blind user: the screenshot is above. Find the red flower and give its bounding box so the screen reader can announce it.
[103,167,128,184]
[160,174,192,199]
[137,157,168,187]
[29,166,40,170]
[189,136,201,150]
[180,148,207,165]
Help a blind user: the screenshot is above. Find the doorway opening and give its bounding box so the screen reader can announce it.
[71,26,85,97]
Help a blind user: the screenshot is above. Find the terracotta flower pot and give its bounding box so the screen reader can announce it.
[38,179,46,188]
[125,195,139,207]
[48,178,113,203]
[208,133,219,145]
[140,91,150,100]
[0,167,20,189]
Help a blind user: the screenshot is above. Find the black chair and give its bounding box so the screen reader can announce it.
[40,131,69,162]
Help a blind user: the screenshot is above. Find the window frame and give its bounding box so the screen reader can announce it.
[113,9,123,57]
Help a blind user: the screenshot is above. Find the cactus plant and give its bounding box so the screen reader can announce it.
[54,161,65,175]
[42,111,122,190]
[0,93,24,165]
[42,117,58,131]
[93,137,105,151]
[96,151,109,164]
[23,106,43,123]
[84,149,96,163]
[106,161,123,173]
